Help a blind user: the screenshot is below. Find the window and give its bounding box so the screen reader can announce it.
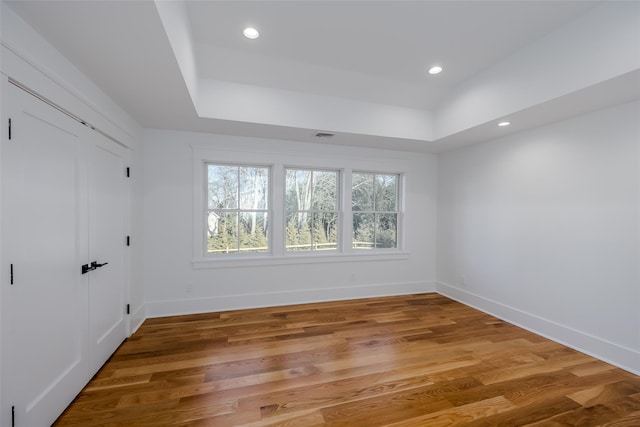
[352,173,399,249]
[285,169,339,252]
[207,164,270,255]
[196,148,406,264]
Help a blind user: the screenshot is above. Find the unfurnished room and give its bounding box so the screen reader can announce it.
[0,1,639,425]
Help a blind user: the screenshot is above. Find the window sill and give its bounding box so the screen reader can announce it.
[192,251,410,269]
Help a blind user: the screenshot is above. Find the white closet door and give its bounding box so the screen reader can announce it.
[88,138,127,374]
[1,83,90,426]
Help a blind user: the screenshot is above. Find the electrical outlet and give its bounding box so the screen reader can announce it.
[186,282,193,293]
[459,275,465,286]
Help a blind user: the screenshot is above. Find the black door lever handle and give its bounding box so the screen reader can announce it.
[91,261,109,269]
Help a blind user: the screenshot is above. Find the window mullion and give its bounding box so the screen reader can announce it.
[310,210,315,250]
[272,163,284,256]
[234,167,239,252]
[342,168,353,254]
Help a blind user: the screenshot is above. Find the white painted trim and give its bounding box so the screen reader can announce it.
[0,72,6,427]
[146,281,434,318]
[192,251,410,269]
[436,281,640,375]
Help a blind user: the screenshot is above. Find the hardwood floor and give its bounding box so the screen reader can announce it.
[54,294,640,426]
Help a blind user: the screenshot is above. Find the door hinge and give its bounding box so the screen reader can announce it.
[126,167,130,178]
[10,264,14,285]
[126,304,130,315]
[126,235,130,247]
[8,118,12,140]
[11,405,15,427]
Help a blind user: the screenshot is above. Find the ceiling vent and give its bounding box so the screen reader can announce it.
[314,132,335,139]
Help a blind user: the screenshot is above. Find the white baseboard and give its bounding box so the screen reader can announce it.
[436,281,640,375]
[146,281,435,318]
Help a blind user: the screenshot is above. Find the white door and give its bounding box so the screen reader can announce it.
[1,83,129,426]
[88,139,127,374]
[1,83,90,426]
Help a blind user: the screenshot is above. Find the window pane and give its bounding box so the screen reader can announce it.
[353,213,375,249]
[206,163,271,256]
[208,212,238,254]
[285,168,339,252]
[286,211,312,251]
[312,171,338,211]
[353,172,399,250]
[239,212,268,253]
[208,165,237,209]
[239,167,269,210]
[285,169,312,212]
[376,213,397,248]
[352,173,374,211]
[315,212,338,250]
[375,175,397,211]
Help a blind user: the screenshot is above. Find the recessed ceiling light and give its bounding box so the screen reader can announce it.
[243,27,259,39]
[498,121,511,127]
[428,66,443,75]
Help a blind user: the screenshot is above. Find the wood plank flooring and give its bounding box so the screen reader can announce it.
[54,294,640,426]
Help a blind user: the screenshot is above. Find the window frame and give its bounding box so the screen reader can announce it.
[284,167,341,253]
[192,145,409,268]
[351,171,401,251]
[205,162,272,257]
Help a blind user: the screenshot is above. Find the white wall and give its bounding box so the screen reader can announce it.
[437,101,640,374]
[143,129,437,316]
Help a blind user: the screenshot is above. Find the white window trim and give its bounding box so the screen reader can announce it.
[192,251,409,269]
[192,144,410,269]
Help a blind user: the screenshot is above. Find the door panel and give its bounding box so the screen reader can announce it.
[88,141,127,373]
[2,83,90,426]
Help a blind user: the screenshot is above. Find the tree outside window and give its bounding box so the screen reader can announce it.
[207,164,270,255]
[352,173,398,249]
[285,169,339,252]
